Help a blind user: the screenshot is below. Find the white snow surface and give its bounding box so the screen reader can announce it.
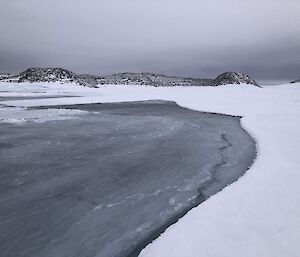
[1,81,300,257]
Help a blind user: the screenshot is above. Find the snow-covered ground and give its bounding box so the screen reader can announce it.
[1,82,300,257]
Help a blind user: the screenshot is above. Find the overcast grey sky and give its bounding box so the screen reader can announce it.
[0,0,299,82]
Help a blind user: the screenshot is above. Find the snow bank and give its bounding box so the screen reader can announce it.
[1,82,300,257]
[140,85,300,257]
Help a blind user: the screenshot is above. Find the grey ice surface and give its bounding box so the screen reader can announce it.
[0,101,256,257]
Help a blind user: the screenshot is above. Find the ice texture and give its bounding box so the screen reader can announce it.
[0,101,255,257]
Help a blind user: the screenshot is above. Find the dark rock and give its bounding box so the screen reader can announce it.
[290,79,300,84]
[213,72,260,87]
[18,67,79,83]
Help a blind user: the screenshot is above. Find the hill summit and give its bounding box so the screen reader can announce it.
[290,79,300,84]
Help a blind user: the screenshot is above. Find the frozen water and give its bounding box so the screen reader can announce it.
[0,101,255,257]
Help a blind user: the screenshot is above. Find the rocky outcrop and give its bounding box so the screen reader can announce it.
[98,73,214,87]
[0,68,260,87]
[18,68,76,82]
[290,79,300,84]
[213,72,259,86]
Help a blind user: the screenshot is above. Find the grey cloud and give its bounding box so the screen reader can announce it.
[0,0,299,82]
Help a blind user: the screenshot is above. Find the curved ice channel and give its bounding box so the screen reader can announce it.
[0,101,256,257]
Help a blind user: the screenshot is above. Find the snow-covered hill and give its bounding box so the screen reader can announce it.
[214,72,258,86]
[0,68,260,87]
[290,79,300,84]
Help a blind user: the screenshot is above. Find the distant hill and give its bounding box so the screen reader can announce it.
[0,68,260,87]
[290,79,300,84]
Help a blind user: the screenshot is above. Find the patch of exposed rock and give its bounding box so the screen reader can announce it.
[213,72,259,86]
[290,79,300,84]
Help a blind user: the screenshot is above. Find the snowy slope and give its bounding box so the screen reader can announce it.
[1,82,300,257]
